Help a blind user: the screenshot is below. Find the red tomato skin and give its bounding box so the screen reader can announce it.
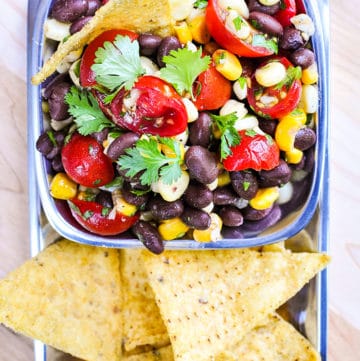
[247,57,302,119]
[274,0,297,27]
[206,0,274,57]
[109,76,188,137]
[80,29,138,87]
[68,198,139,235]
[223,130,280,171]
[193,63,232,111]
[61,133,114,188]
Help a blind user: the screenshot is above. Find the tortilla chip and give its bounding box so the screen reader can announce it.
[142,249,329,361]
[124,345,173,361]
[0,240,122,361]
[31,0,174,85]
[120,249,169,352]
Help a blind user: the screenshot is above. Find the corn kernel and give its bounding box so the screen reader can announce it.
[113,190,137,216]
[255,61,287,87]
[193,213,223,242]
[261,241,285,252]
[301,62,318,85]
[299,84,318,114]
[217,171,231,187]
[174,21,193,44]
[50,172,78,200]
[285,148,303,164]
[249,187,279,210]
[188,14,211,44]
[213,49,242,81]
[158,218,189,240]
[160,142,185,160]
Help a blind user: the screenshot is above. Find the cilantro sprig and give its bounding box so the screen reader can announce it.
[91,35,145,93]
[274,65,302,90]
[117,137,183,186]
[65,86,115,136]
[160,47,211,99]
[194,0,208,9]
[252,34,278,54]
[210,112,241,160]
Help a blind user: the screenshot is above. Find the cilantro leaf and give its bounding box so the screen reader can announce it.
[252,34,278,54]
[65,86,114,136]
[233,16,244,31]
[117,137,183,186]
[91,35,145,92]
[210,112,241,160]
[160,47,210,99]
[274,65,302,90]
[194,0,208,9]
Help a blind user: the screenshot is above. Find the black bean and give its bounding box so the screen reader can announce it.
[107,132,140,161]
[290,155,306,171]
[247,0,281,15]
[258,159,292,187]
[157,36,181,67]
[303,147,315,173]
[279,27,305,51]
[185,146,219,184]
[181,207,211,230]
[242,205,273,221]
[294,127,316,151]
[122,182,149,207]
[290,48,315,69]
[258,118,278,137]
[48,82,71,121]
[95,191,113,208]
[90,127,109,144]
[189,112,212,147]
[132,221,164,254]
[213,187,238,206]
[70,16,93,34]
[219,206,244,227]
[230,171,258,200]
[36,130,65,159]
[51,0,88,23]
[184,182,213,209]
[51,155,64,173]
[138,33,162,56]
[43,73,70,99]
[85,0,101,16]
[148,197,184,220]
[249,12,283,37]
[221,226,244,239]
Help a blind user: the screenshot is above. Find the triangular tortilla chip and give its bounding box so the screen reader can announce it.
[120,249,169,352]
[124,345,173,361]
[142,249,329,361]
[31,0,174,85]
[0,240,122,361]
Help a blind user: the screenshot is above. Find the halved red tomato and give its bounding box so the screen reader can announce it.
[274,0,297,27]
[68,198,139,235]
[193,62,232,111]
[80,29,138,87]
[206,0,275,57]
[247,57,301,119]
[108,75,188,137]
[223,129,280,171]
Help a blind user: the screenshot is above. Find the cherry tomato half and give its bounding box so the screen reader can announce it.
[68,198,139,236]
[247,57,301,119]
[80,29,138,87]
[109,75,188,137]
[61,133,114,187]
[206,0,274,57]
[274,0,297,27]
[223,130,280,171]
[193,62,232,111]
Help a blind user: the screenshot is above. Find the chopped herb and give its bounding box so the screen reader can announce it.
[252,34,278,54]
[210,112,241,160]
[237,77,247,90]
[194,0,208,9]
[250,19,260,29]
[118,137,183,186]
[46,130,57,147]
[93,179,102,186]
[243,181,250,191]
[160,47,211,99]
[65,86,115,136]
[274,66,302,90]
[91,35,145,92]
[83,210,94,220]
[68,201,81,216]
[265,134,274,144]
[101,207,111,217]
[245,129,257,137]
[280,0,286,10]
[233,16,244,31]
[104,176,124,189]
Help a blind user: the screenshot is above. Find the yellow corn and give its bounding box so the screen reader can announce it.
[188,14,211,44]
[275,109,306,152]
[174,21,193,44]
[113,190,137,216]
[249,187,279,210]
[158,218,189,240]
[160,142,185,161]
[301,62,318,85]
[217,171,231,187]
[50,172,77,200]
[261,241,285,252]
[193,213,223,242]
[285,148,303,164]
[212,49,242,81]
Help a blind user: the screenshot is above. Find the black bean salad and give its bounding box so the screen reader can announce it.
[36,0,319,253]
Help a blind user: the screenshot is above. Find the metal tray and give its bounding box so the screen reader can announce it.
[27,0,329,359]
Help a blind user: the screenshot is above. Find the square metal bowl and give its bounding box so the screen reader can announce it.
[28,0,329,251]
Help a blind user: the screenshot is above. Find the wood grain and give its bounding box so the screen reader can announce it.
[0,0,360,360]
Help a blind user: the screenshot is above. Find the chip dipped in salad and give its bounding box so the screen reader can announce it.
[34,0,319,254]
